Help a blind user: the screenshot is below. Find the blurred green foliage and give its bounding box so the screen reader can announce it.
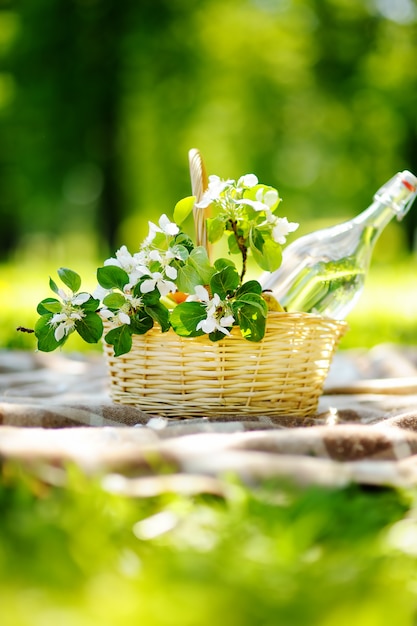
[1,462,417,626]
[0,0,416,260]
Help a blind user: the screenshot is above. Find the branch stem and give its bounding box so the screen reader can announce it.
[229,219,247,282]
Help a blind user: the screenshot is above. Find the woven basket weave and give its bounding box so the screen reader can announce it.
[103,149,348,418]
[103,312,347,418]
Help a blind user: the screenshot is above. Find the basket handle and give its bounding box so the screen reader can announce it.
[188,148,211,256]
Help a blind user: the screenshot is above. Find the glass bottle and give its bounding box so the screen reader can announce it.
[261,170,417,320]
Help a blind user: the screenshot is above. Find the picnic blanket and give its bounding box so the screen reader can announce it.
[2,345,417,494]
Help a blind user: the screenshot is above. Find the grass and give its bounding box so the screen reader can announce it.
[1,463,417,626]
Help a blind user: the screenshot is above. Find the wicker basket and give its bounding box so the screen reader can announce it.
[103,312,347,418]
[103,149,348,418]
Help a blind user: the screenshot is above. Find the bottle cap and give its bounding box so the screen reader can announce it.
[374,170,417,219]
[400,170,417,192]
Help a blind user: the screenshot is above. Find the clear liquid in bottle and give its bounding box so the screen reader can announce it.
[261,170,417,319]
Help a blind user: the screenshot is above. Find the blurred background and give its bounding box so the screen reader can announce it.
[1,0,417,348]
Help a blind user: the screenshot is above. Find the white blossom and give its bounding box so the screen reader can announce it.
[148,249,177,280]
[103,245,149,288]
[99,292,143,327]
[93,284,111,301]
[100,308,131,326]
[47,288,93,342]
[237,174,258,188]
[49,309,85,342]
[140,272,177,297]
[266,214,299,244]
[165,264,177,280]
[236,187,280,213]
[187,286,235,336]
[186,284,211,303]
[146,214,179,242]
[124,293,144,308]
[102,246,149,292]
[196,175,235,208]
[56,288,90,306]
[71,292,90,306]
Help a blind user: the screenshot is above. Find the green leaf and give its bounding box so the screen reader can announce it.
[207,216,225,243]
[49,277,60,295]
[97,266,129,291]
[152,231,169,250]
[104,325,133,357]
[103,292,126,309]
[176,264,202,294]
[36,298,62,315]
[81,297,100,312]
[243,184,280,212]
[170,302,206,337]
[145,303,170,332]
[228,232,241,255]
[75,312,103,344]
[214,258,236,272]
[130,310,154,334]
[170,243,189,262]
[174,232,194,253]
[249,231,282,272]
[57,268,81,293]
[34,314,65,352]
[210,265,240,299]
[233,293,268,317]
[249,227,264,253]
[188,246,214,284]
[208,329,229,342]
[235,301,267,342]
[140,287,161,306]
[235,280,263,298]
[173,195,195,225]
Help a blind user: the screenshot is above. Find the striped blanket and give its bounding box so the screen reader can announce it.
[1,346,417,494]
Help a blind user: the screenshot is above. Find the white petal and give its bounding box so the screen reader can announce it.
[69,312,84,321]
[118,312,131,325]
[238,174,258,188]
[198,316,216,334]
[140,279,156,294]
[156,279,177,297]
[149,249,162,262]
[272,217,299,244]
[159,214,179,236]
[235,198,266,212]
[50,313,66,325]
[195,196,212,209]
[196,176,234,207]
[100,308,114,320]
[93,285,110,300]
[211,293,221,306]
[104,257,121,267]
[263,189,279,208]
[193,285,210,302]
[72,292,90,305]
[165,264,177,280]
[220,315,235,327]
[54,324,66,341]
[133,266,150,280]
